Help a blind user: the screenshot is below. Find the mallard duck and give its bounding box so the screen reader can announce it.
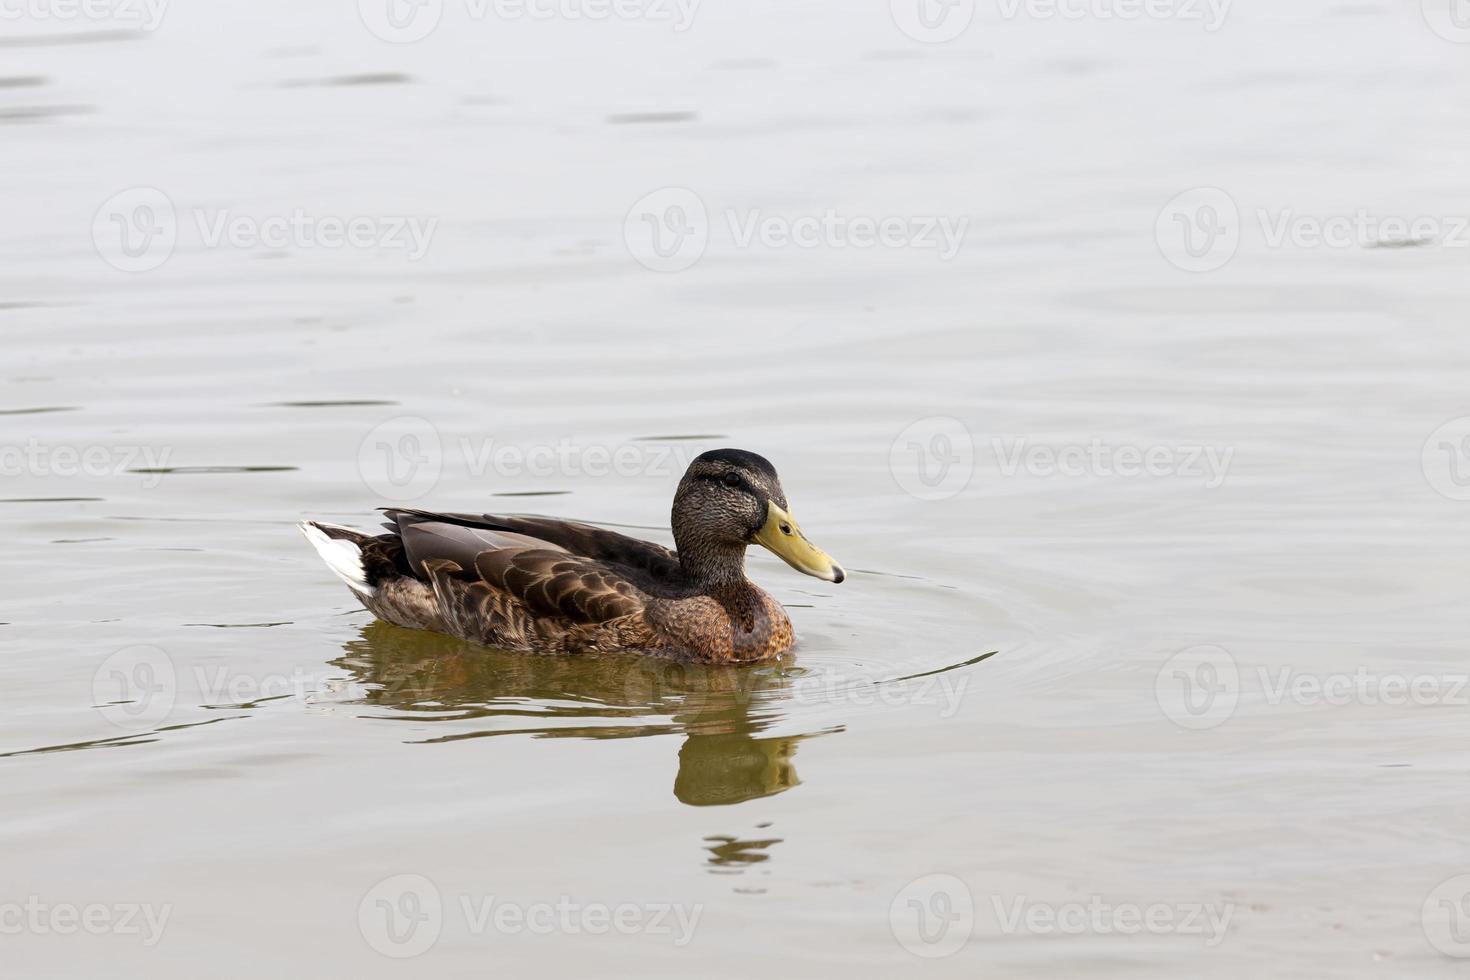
[299,449,844,663]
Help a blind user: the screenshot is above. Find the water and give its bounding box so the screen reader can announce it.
[3,0,1470,975]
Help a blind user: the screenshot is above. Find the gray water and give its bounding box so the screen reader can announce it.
[4,0,1470,975]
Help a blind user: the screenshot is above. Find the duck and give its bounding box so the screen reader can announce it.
[299,448,844,664]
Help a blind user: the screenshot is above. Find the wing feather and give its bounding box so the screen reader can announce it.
[474,549,646,624]
[383,508,678,580]
[381,509,658,626]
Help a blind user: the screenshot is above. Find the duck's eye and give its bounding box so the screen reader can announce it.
[779,522,793,535]
[722,472,742,489]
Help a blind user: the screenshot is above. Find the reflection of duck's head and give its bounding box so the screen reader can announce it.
[674,725,803,806]
[332,621,837,806]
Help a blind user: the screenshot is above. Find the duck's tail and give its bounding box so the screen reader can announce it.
[298,521,376,596]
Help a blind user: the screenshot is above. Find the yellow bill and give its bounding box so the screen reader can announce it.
[753,501,845,584]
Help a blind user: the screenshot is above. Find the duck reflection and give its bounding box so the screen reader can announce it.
[331,621,839,807]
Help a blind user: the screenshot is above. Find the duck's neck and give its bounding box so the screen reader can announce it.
[674,533,750,591]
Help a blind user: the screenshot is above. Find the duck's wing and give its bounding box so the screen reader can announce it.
[388,514,650,626]
[383,508,681,581]
[471,547,647,623]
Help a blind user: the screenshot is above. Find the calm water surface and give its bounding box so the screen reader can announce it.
[3,1,1469,976]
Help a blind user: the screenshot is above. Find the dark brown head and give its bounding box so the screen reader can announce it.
[671,449,844,586]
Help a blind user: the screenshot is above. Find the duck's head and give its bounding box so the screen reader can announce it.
[672,448,844,586]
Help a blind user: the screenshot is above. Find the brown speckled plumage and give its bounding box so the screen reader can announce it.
[301,449,838,664]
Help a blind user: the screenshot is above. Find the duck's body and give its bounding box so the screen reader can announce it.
[300,449,842,664]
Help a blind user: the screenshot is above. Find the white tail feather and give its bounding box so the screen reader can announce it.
[299,522,375,596]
